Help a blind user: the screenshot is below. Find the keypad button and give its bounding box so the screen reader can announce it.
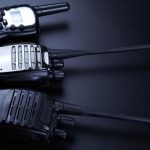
[0,15,3,22]
[10,25,16,30]
[3,19,7,26]
[19,24,24,31]
[0,23,3,30]
[0,10,5,16]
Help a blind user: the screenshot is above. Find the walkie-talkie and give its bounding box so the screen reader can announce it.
[0,2,70,44]
[0,89,149,143]
[0,43,65,88]
[0,43,149,88]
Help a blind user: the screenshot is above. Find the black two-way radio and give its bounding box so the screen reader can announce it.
[0,89,149,143]
[0,2,69,44]
[0,43,149,88]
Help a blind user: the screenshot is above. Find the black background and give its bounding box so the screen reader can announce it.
[1,0,150,150]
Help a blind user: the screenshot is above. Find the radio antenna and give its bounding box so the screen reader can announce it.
[49,44,150,59]
[55,101,150,125]
[35,2,70,17]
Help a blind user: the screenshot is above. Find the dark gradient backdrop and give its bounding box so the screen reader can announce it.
[1,0,150,150]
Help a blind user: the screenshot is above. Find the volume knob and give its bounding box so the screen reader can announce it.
[54,129,67,139]
[54,70,64,80]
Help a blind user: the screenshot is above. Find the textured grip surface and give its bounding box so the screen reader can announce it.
[0,89,56,142]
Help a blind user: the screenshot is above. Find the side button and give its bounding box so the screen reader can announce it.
[0,23,3,30]
[19,24,24,31]
[0,15,3,22]
[0,10,5,16]
[10,25,16,30]
[3,19,7,26]
[5,7,10,10]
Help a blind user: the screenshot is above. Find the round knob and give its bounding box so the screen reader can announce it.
[58,116,76,127]
[54,70,64,79]
[54,129,67,139]
[53,59,64,69]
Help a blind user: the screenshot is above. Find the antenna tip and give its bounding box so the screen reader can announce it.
[66,2,70,11]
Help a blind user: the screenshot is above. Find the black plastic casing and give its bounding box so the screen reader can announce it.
[0,69,51,88]
[0,4,39,44]
[0,44,65,88]
[0,45,55,88]
[0,89,57,143]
